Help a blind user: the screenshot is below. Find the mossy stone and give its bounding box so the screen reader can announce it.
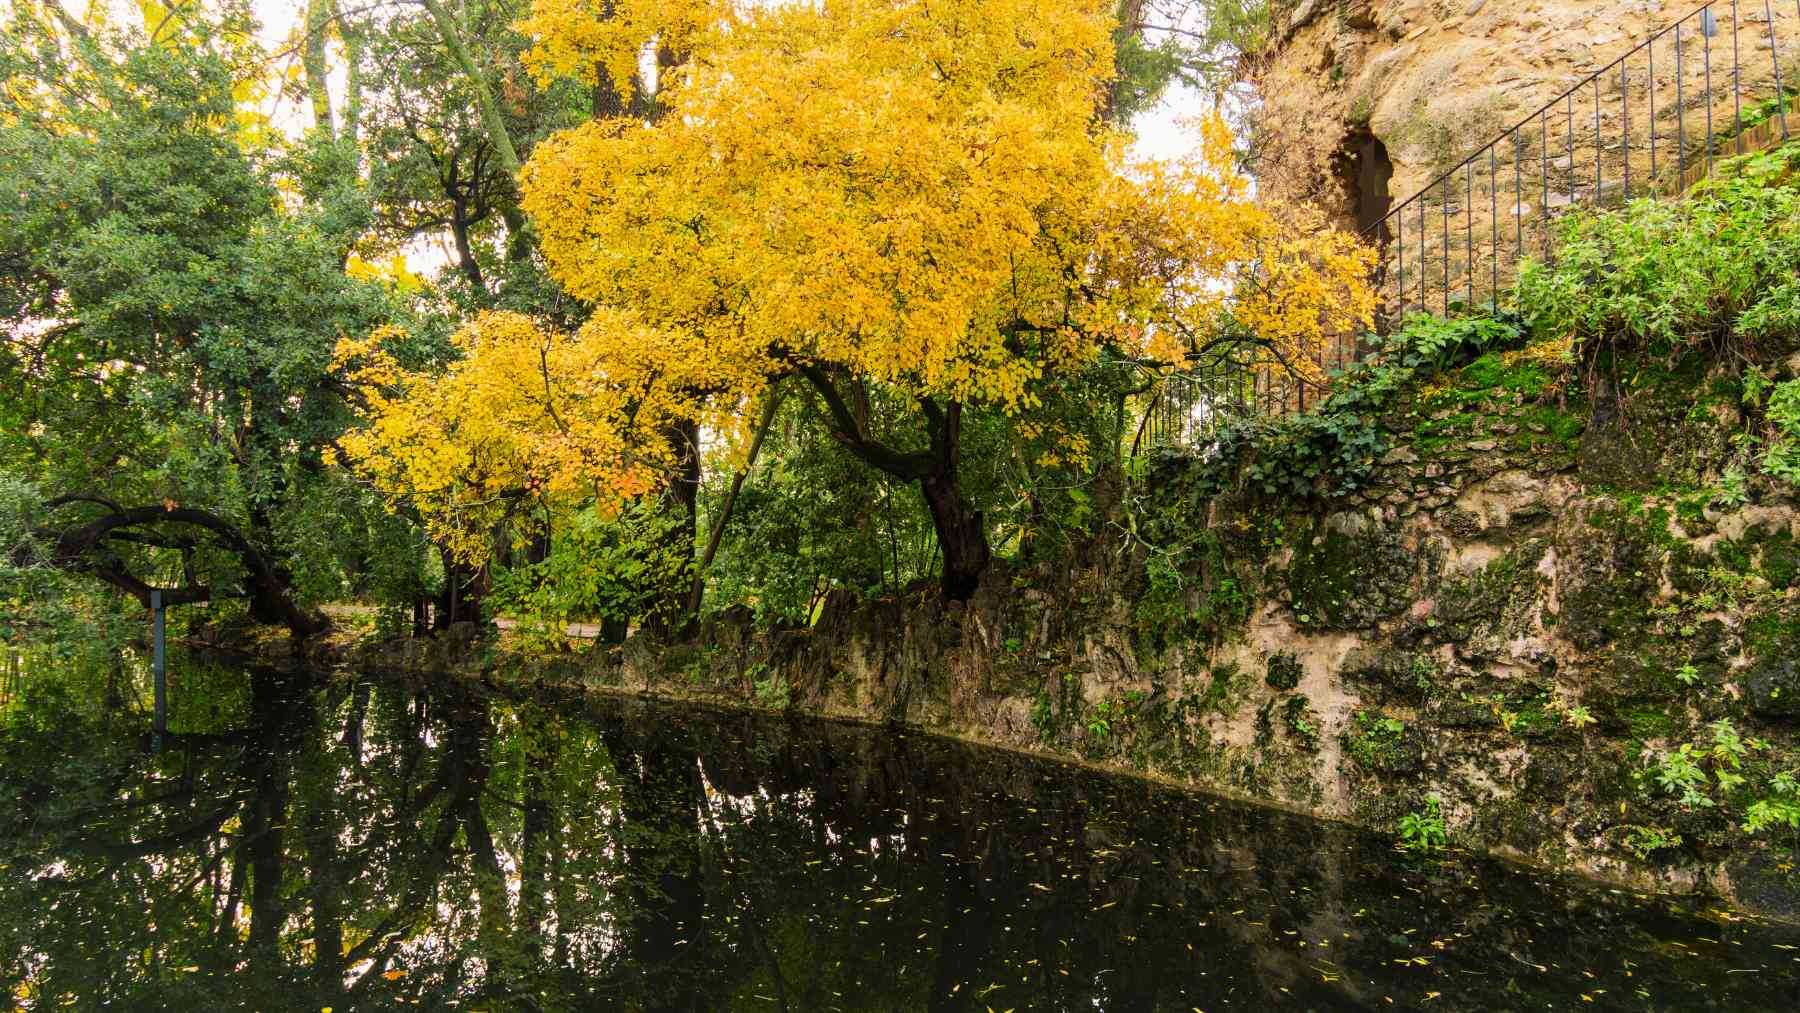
[1431,546,1543,647]
[1578,412,1662,491]
[1265,651,1303,691]
[1340,644,1433,703]
[1744,632,1800,721]
[1283,516,1416,630]
[1758,529,1799,590]
[1559,507,1658,651]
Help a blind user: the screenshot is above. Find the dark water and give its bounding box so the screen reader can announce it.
[2,658,1798,1011]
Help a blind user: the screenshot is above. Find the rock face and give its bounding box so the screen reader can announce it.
[325,339,1800,919]
[1253,0,1800,246]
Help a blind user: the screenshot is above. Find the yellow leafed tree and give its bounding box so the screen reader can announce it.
[340,0,1375,601]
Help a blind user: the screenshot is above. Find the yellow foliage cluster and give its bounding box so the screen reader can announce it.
[344,254,426,294]
[331,313,706,561]
[343,0,1375,558]
[516,0,721,104]
[522,0,1371,405]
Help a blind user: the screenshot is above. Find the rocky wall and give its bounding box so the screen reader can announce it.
[326,343,1800,919]
[1253,1,1800,242]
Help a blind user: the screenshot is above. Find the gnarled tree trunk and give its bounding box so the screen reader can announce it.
[919,471,990,602]
[796,367,993,601]
[37,496,330,639]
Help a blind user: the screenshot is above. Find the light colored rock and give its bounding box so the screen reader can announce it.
[1288,0,1323,32]
[1250,0,1800,247]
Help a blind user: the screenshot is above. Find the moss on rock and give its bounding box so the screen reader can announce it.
[1283,515,1416,630]
[1559,505,1659,651]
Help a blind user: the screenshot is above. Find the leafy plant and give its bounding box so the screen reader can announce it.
[1398,797,1447,853]
[1514,178,1800,354]
[489,502,693,648]
[1178,313,1524,502]
[1409,654,1440,693]
[1759,378,1800,487]
[1562,704,1596,729]
[1282,696,1320,750]
[1619,824,1684,860]
[753,672,793,710]
[1345,710,1409,772]
[1644,744,1714,809]
[1744,770,1800,837]
[1711,465,1750,508]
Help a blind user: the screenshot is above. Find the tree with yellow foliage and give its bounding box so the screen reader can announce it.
[342,0,1374,602]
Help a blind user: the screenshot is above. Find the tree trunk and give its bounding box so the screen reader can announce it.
[795,368,994,601]
[688,382,783,613]
[645,418,701,637]
[918,399,990,601]
[39,499,329,639]
[302,0,335,137]
[919,472,990,601]
[434,551,487,630]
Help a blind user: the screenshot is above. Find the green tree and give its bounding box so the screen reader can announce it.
[0,3,429,636]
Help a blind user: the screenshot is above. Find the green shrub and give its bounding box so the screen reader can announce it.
[1398,796,1447,853]
[1345,709,1409,772]
[754,672,793,709]
[489,502,692,648]
[1186,313,1523,501]
[1514,178,1800,352]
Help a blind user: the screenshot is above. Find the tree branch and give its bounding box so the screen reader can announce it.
[795,365,934,480]
[41,502,328,637]
[687,381,785,612]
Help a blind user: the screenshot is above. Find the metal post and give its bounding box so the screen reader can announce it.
[1464,160,1474,305]
[152,588,166,752]
[1541,110,1550,256]
[1650,33,1658,185]
[1395,201,1404,310]
[1489,146,1499,309]
[1566,92,1575,210]
[1594,78,1603,203]
[1678,22,1687,185]
[1441,180,1450,315]
[1732,0,1744,154]
[1622,61,1631,200]
[1705,8,1715,176]
[1418,193,1425,311]
[1514,129,1523,259]
[1768,0,1789,139]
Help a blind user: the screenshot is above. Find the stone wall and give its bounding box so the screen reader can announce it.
[326,339,1800,919]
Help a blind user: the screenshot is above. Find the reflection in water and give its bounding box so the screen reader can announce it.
[2,656,1798,1011]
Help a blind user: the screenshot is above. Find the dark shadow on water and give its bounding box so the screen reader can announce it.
[1,655,1797,1011]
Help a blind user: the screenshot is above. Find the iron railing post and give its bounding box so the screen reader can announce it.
[1705,6,1715,177]
[1678,21,1687,185]
[1769,0,1790,139]
[1733,0,1745,154]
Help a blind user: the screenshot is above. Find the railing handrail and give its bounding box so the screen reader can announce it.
[1365,0,1786,240]
[1143,0,1796,453]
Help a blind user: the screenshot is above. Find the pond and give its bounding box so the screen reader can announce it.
[1,655,1798,1011]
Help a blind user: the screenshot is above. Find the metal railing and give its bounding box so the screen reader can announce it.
[1367,0,1798,316]
[1139,0,1799,453]
[1131,329,1367,453]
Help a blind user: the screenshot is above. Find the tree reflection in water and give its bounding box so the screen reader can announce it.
[2,655,1798,1011]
